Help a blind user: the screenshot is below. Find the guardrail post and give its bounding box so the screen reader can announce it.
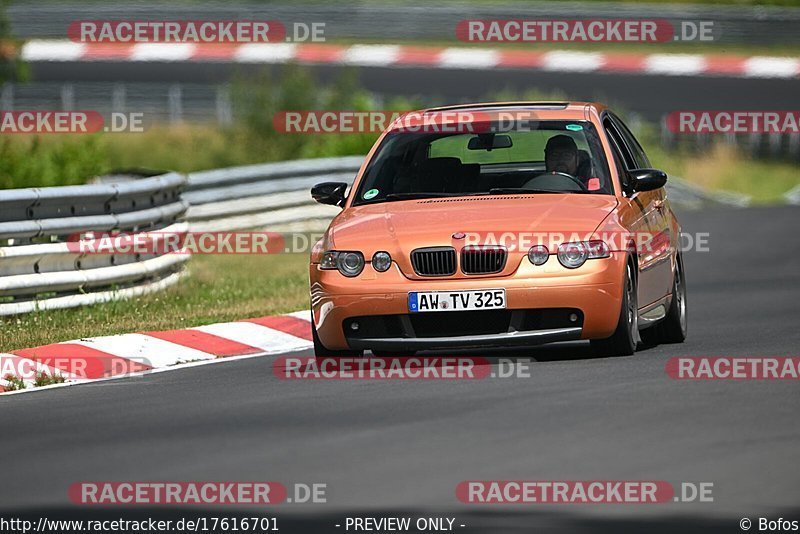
[112,83,126,113]
[660,117,676,151]
[168,84,183,124]
[767,132,782,159]
[61,83,75,111]
[747,132,761,158]
[216,85,233,126]
[1,83,13,110]
[788,133,800,162]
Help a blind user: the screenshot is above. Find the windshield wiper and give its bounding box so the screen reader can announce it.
[486,188,587,195]
[384,192,462,201]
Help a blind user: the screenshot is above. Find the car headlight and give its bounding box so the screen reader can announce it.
[372,251,392,272]
[557,240,609,269]
[320,251,365,277]
[527,245,549,266]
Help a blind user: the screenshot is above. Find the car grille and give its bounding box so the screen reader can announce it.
[410,247,457,276]
[460,246,507,275]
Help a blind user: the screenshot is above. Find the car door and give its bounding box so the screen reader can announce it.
[602,116,663,309]
[610,114,674,305]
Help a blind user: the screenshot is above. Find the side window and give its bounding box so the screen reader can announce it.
[603,118,633,193]
[610,114,651,169]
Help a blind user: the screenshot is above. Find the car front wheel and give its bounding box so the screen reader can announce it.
[591,260,638,357]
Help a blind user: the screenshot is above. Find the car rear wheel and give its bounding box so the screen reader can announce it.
[641,253,687,345]
[591,260,638,357]
[311,311,364,358]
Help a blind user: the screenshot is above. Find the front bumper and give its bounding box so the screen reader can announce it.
[310,252,627,351]
[348,327,583,351]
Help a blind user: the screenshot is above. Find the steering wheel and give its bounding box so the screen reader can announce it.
[525,172,589,192]
[548,172,589,191]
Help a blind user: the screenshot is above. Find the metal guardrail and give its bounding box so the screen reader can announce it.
[0,173,189,316]
[785,184,800,206]
[184,156,363,232]
[660,120,800,163]
[666,176,750,209]
[0,154,755,316]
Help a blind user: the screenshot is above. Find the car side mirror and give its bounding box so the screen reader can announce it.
[311,182,348,207]
[630,169,667,192]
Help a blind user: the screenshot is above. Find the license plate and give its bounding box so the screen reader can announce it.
[408,289,506,313]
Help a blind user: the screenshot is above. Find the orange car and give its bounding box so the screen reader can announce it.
[309,102,687,357]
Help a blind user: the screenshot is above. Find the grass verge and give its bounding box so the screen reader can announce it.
[0,253,310,351]
[646,143,800,203]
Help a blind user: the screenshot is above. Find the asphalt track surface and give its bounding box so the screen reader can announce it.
[1,204,799,533]
[28,62,800,121]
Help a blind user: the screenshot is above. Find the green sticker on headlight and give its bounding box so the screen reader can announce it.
[566,124,583,131]
[363,188,379,199]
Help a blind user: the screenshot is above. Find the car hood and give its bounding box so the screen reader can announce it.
[327,194,618,270]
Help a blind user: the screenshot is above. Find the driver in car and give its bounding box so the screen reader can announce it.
[544,134,579,175]
[543,134,600,190]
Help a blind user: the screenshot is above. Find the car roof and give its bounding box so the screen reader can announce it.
[419,101,608,120]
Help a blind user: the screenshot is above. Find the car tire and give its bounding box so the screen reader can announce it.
[590,260,638,357]
[641,253,688,345]
[311,311,364,358]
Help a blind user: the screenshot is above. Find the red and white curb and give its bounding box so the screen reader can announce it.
[0,310,313,395]
[20,40,800,79]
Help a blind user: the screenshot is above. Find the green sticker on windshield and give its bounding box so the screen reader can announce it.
[363,188,379,199]
[566,124,583,131]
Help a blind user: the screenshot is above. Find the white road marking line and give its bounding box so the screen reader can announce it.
[130,43,197,62]
[234,43,297,63]
[438,48,499,69]
[286,310,312,322]
[21,40,86,61]
[542,51,604,72]
[645,54,707,76]
[743,56,800,78]
[69,334,217,368]
[192,321,312,353]
[341,45,400,66]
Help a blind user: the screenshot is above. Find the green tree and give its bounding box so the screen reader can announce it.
[0,0,26,84]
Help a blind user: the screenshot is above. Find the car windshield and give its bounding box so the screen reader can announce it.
[352,119,612,205]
